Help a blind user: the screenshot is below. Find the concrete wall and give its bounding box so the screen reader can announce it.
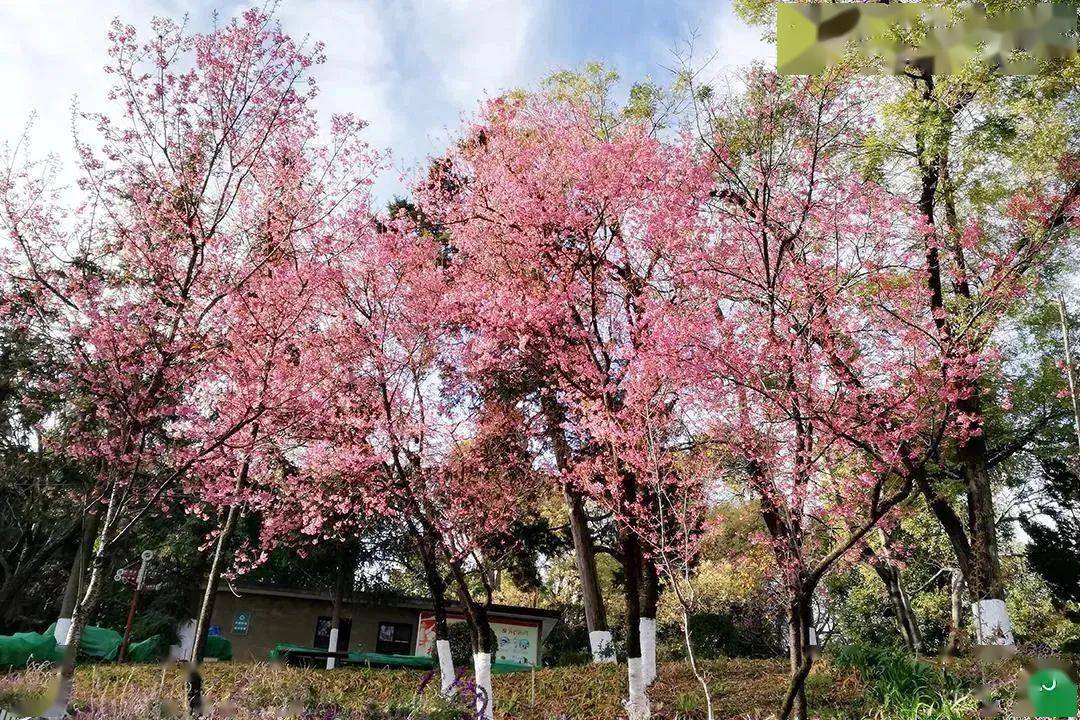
[209,590,420,661]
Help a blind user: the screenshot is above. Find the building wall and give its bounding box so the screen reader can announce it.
[209,590,420,661]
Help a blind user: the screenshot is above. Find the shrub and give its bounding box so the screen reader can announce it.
[130,609,180,647]
[832,644,976,720]
[541,622,592,667]
[426,621,486,667]
[659,611,781,661]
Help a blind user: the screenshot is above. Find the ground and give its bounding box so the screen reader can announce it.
[0,659,872,719]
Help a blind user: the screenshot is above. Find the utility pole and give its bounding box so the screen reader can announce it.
[1058,293,1080,464]
[118,550,154,662]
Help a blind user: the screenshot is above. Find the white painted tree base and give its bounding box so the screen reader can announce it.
[54,617,72,646]
[326,627,339,669]
[971,599,1015,645]
[437,639,456,695]
[626,656,651,720]
[170,618,197,660]
[639,617,657,686]
[473,652,494,720]
[589,629,616,663]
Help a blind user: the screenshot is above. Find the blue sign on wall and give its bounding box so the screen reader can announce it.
[232,611,251,635]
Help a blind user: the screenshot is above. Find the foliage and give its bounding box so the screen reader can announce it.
[425,622,474,668]
[657,611,781,662]
[831,645,977,720]
[540,622,592,667]
[1022,456,1080,611]
[0,285,87,632]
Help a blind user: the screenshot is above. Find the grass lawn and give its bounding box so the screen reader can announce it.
[0,658,872,719]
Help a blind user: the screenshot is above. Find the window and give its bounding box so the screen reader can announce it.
[375,621,413,655]
[313,616,352,651]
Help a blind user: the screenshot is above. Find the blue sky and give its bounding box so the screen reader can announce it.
[0,0,773,200]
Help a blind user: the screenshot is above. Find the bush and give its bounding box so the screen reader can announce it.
[541,622,592,667]
[426,621,491,667]
[659,611,781,661]
[832,644,975,720]
[130,609,179,647]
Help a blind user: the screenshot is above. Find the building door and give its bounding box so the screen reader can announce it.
[314,616,352,651]
[375,621,413,655]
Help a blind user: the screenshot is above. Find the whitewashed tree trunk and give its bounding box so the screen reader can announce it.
[473,652,494,720]
[588,629,615,663]
[171,619,198,660]
[437,639,456,695]
[326,627,340,669]
[55,509,100,648]
[53,618,72,646]
[971,599,1015,645]
[639,617,657,686]
[626,656,650,720]
[45,528,111,719]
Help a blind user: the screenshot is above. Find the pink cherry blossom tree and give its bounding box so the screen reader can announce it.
[685,70,951,720]
[421,93,715,720]
[0,9,376,712]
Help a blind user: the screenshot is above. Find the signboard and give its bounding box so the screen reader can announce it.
[416,611,540,666]
[232,612,251,635]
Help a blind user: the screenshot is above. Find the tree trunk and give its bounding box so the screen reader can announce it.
[44,518,112,719]
[945,569,964,655]
[779,594,813,720]
[621,498,649,720]
[913,72,1012,646]
[326,548,352,669]
[450,563,495,719]
[1056,293,1080,464]
[639,560,659,686]
[54,510,100,646]
[470,598,497,720]
[568,486,613,662]
[186,502,240,718]
[867,554,920,653]
[540,393,611,662]
[958,420,1014,644]
[190,502,240,663]
[418,531,455,694]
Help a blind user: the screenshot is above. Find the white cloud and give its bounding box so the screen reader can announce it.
[412,0,547,107]
[271,2,398,144]
[248,0,553,199]
[703,4,773,71]
[0,0,765,204]
[0,1,170,169]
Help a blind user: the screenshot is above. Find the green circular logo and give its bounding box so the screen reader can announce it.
[1029,669,1078,718]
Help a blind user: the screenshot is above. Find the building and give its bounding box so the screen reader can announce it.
[197,584,561,666]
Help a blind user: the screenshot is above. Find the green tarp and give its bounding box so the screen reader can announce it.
[269,644,433,669]
[204,635,233,661]
[50,624,122,662]
[267,642,317,662]
[350,652,437,669]
[127,634,165,663]
[0,626,231,668]
[491,661,534,674]
[266,644,535,674]
[0,630,61,669]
